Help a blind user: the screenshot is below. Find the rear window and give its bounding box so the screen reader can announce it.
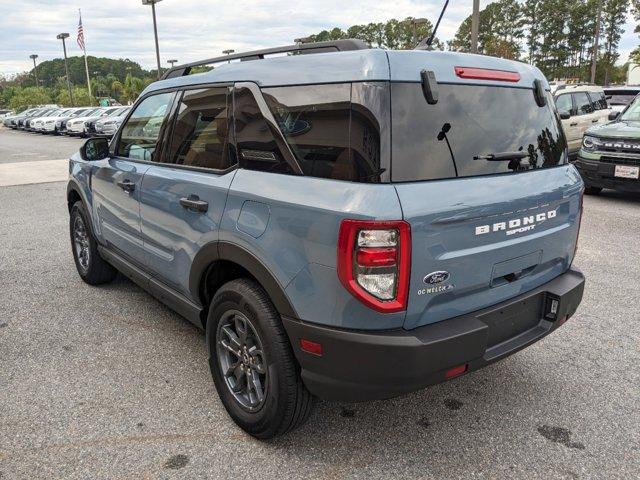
[391,84,568,182]
[605,90,639,107]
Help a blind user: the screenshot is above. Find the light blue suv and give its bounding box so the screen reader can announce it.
[67,40,586,438]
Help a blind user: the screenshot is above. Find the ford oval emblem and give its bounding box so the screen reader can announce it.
[423,271,450,285]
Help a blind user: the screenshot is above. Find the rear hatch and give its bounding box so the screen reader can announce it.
[389,55,583,330]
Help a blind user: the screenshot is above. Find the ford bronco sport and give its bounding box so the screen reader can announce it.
[67,40,586,439]
[577,93,640,194]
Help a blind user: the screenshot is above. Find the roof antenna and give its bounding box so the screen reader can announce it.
[417,0,449,50]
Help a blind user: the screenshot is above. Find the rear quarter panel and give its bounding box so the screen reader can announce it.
[222,169,407,330]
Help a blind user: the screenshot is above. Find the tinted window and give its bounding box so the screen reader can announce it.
[573,92,594,115]
[555,94,574,115]
[605,90,638,107]
[263,84,384,182]
[117,92,173,161]
[233,87,294,175]
[391,84,567,182]
[165,87,234,170]
[588,91,607,110]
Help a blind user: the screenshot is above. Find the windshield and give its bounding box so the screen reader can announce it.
[391,84,567,181]
[605,90,639,106]
[620,97,640,121]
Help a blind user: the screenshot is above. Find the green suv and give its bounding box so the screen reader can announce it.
[576,96,640,194]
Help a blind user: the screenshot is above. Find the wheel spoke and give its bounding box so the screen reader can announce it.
[221,325,242,349]
[249,373,264,403]
[219,339,240,357]
[235,315,248,344]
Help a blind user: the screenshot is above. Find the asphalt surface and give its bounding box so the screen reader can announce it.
[1,127,639,479]
[0,127,83,164]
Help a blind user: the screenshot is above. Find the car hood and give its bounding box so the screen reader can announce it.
[588,120,640,139]
[70,116,99,123]
[96,115,126,125]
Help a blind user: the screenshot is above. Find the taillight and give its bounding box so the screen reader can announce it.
[337,220,411,313]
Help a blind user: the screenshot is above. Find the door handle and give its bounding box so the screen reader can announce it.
[180,195,209,213]
[116,179,135,192]
[592,119,599,123]
[569,122,578,127]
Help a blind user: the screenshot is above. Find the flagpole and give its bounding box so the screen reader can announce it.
[79,9,93,100]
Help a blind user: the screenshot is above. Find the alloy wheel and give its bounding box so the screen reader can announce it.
[216,310,268,412]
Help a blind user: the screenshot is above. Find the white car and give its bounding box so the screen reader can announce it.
[66,107,120,136]
[25,108,58,131]
[31,108,74,133]
[553,84,612,159]
[93,107,130,137]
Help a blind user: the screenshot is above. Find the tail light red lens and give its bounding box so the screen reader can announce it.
[338,219,411,313]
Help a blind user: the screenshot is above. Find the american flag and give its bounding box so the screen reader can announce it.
[77,10,86,52]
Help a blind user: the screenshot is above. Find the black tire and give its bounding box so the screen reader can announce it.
[585,186,602,195]
[69,200,117,285]
[207,278,315,439]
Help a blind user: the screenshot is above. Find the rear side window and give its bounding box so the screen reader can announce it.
[164,87,234,170]
[573,92,594,115]
[234,87,295,175]
[117,92,173,161]
[588,91,607,110]
[391,84,567,182]
[262,84,384,182]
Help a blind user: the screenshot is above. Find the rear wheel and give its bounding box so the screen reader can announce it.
[584,186,602,195]
[207,279,315,439]
[69,201,117,285]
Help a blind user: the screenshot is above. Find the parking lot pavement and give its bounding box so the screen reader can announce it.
[1,133,639,479]
[0,126,83,165]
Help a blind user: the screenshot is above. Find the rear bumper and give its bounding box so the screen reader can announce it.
[576,156,640,193]
[283,268,585,402]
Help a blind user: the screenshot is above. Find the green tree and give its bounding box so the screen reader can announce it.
[7,87,52,110]
[601,0,631,84]
[449,0,523,59]
[308,17,442,50]
[56,86,94,107]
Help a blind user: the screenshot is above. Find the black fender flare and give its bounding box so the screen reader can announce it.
[66,179,89,210]
[189,241,298,318]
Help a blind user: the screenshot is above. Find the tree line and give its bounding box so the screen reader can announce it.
[307,0,635,84]
[0,56,157,110]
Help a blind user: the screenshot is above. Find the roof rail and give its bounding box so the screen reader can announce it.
[554,83,598,91]
[161,39,369,80]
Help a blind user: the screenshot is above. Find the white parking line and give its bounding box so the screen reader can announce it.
[0,159,68,187]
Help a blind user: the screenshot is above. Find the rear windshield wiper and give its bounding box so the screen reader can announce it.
[473,151,530,161]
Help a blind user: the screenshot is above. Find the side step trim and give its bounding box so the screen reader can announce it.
[98,246,204,329]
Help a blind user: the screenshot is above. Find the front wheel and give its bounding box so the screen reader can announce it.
[207,279,315,439]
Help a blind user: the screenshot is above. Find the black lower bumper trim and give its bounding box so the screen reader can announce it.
[283,268,585,402]
[575,157,640,193]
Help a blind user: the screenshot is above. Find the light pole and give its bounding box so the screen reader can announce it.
[142,0,163,79]
[167,59,178,68]
[222,49,234,64]
[57,33,74,106]
[405,18,428,48]
[29,54,39,87]
[471,0,480,54]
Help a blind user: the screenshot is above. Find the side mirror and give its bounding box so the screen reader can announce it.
[559,111,571,120]
[608,111,620,121]
[80,137,110,161]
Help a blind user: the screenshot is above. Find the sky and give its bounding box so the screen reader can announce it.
[0,0,636,76]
